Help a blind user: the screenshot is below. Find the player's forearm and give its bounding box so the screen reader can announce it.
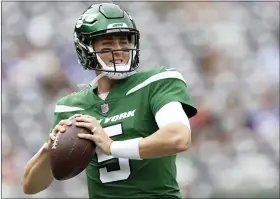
[22,143,54,194]
[110,123,191,159]
[138,123,191,159]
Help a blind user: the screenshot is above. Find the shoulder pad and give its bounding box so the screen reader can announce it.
[54,88,92,113]
[126,66,185,95]
[131,66,176,82]
[140,66,176,77]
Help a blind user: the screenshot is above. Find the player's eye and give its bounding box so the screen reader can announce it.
[101,41,113,46]
[100,48,112,53]
[121,47,129,52]
[120,40,128,44]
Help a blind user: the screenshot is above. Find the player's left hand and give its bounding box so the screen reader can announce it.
[75,115,113,155]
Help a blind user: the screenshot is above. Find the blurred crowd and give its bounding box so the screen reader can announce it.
[2,1,279,198]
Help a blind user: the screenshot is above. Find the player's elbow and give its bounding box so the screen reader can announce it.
[22,184,33,195]
[22,173,36,194]
[22,178,46,195]
[21,168,51,195]
[22,178,34,194]
[174,133,191,152]
[172,124,191,152]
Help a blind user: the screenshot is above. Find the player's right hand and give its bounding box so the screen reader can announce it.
[48,114,81,147]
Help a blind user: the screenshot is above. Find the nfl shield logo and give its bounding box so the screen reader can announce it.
[101,103,109,114]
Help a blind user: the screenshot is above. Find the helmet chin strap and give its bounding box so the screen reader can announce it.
[77,73,106,90]
[89,73,106,88]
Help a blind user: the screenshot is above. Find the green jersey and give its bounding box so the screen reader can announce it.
[49,66,197,199]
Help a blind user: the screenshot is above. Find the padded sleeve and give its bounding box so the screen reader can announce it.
[149,70,197,118]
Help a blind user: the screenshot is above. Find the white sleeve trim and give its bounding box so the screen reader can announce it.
[155,101,191,131]
[54,105,84,113]
[126,70,185,95]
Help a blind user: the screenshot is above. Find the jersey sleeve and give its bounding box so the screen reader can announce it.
[47,106,70,142]
[149,70,197,118]
[47,95,81,141]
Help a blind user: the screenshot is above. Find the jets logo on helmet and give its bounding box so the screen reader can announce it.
[107,23,128,29]
[73,3,140,80]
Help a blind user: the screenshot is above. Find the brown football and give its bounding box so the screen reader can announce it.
[49,120,96,181]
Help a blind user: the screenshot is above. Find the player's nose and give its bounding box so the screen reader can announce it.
[112,41,122,51]
[112,43,123,57]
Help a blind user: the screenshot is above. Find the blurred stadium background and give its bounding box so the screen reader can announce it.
[1,1,279,198]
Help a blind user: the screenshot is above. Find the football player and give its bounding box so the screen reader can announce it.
[22,3,197,199]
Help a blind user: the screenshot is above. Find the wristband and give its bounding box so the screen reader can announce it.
[110,138,143,160]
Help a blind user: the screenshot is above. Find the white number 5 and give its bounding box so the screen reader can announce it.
[96,124,131,183]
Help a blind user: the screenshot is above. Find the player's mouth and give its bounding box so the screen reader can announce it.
[109,59,124,65]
